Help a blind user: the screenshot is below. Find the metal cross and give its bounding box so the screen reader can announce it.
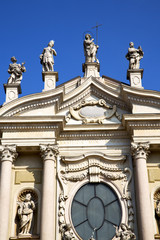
[92,23,102,45]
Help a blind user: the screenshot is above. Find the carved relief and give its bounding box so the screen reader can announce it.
[58,193,78,240]
[58,153,135,236]
[113,223,136,240]
[16,190,38,236]
[154,189,160,236]
[65,99,121,124]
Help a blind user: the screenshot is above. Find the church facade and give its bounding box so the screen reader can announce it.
[0,38,160,240]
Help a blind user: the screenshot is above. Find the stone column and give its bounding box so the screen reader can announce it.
[131,142,154,240]
[40,144,59,240]
[0,145,18,240]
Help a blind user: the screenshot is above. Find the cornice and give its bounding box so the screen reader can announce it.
[122,114,160,132]
[0,116,64,131]
[122,85,160,108]
[59,131,128,139]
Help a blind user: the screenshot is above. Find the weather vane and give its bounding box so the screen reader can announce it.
[92,23,102,45]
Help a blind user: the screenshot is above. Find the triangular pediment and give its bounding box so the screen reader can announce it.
[0,76,130,118]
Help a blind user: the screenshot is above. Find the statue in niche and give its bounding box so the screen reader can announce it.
[83,34,99,63]
[113,223,136,240]
[125,42,143,70]
[155,201,160,233]
[40,40,57,72]
[7,56,26,84]
[17,193,35,235]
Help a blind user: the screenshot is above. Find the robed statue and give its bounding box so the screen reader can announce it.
[17,193,35,235]
[40,40,57,72]
[84,34,99,63]
[8,56,26,84]
[126,42,143,70]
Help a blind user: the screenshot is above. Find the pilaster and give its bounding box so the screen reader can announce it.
[40,144,59,240]
[0,145,18,240]
[131,142,154,240]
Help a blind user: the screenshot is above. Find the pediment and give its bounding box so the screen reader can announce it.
[0,76,130,119]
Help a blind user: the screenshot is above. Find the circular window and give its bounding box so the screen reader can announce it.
[71,183,122,240]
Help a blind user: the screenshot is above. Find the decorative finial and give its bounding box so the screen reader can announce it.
[126,42,144,69]
[40,40,57,72]
[7,56,26,84]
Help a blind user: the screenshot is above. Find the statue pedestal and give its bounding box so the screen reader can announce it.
[42,72,58,91]
[127,69,143,88]
[3,84,22,104]
[10,235,39,240]
[83,62,100,78]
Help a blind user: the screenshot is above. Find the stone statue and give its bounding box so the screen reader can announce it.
[126,42,144,69]
[113,223,136,240]
[8,56,26,84]
[156,201,160,217]
[40,40,57,72]
[17,193,35,235]
[84,34,99,63]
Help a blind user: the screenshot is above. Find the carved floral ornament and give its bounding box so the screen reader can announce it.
[65,99,121,124]
[57,153,135,239]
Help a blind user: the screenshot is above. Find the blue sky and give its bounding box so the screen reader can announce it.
[0,0,160,105]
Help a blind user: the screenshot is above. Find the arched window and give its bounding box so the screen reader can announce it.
[71,183,122,240]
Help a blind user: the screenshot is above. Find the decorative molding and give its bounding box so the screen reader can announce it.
[58,193,78,240]
[60,132,128,139]
[60,84,127,111]
[127,95,160,107]
[0,124,58,131]
[65,99,121,124]
[5,98,59,117]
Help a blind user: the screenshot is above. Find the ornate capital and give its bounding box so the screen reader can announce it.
[0,145,18,163]
[131,142,150,160]
[40,144,59,162]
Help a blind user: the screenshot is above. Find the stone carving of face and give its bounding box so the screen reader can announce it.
[25,193,31,201]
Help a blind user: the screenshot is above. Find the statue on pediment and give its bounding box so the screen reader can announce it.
[126,42,143,69]
[40,40,57,72]
[84,34,99,63]
[8,56,26,84]
[17,193,35,235]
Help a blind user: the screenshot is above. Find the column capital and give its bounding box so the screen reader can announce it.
[0,144,18,163]
[40,144,59,161]
[131,142,150,160]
